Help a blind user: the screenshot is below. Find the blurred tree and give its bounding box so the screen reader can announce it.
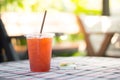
[0,0,102,15]
[70,0,102,15]
[0,0,24,12]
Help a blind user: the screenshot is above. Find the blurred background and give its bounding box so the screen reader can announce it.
[0,0,120,61]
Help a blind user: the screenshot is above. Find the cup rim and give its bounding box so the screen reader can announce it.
[24,32,55,38]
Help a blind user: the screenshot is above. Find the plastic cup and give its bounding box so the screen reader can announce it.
[25,33,54,72]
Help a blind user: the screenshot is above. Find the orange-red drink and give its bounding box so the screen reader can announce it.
[26,33,53,72]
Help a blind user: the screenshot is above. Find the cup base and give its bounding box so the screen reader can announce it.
[30,68,50,72]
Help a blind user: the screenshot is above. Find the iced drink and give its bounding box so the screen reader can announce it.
[26,33,53,72]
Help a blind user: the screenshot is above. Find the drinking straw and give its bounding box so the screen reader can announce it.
[40,10,47,33]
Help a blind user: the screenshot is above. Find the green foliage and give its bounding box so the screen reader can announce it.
[72,51,86,56]
[70,0,101,15]
[54,36,62,43]
[19,38,27,45]
[0,0,24,12]
[54,33,85,44]
[15,38,27,46]
[17,0,24,9]
[74,9,101,15]
[30,2,40,12]
[0,0,101,15]
[68,33,85,42]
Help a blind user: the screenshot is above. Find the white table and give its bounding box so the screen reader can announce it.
[0,57,120,80]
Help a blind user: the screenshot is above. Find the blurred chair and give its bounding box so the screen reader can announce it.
[0,43,4,62]
[0,18,27,62]
[75,16,114,57]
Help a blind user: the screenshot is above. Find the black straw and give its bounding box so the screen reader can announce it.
[40,10,47,33]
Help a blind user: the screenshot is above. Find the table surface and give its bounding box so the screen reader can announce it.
[0,57,120,80]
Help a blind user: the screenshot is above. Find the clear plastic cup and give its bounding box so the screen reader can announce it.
[25,33,54,72]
